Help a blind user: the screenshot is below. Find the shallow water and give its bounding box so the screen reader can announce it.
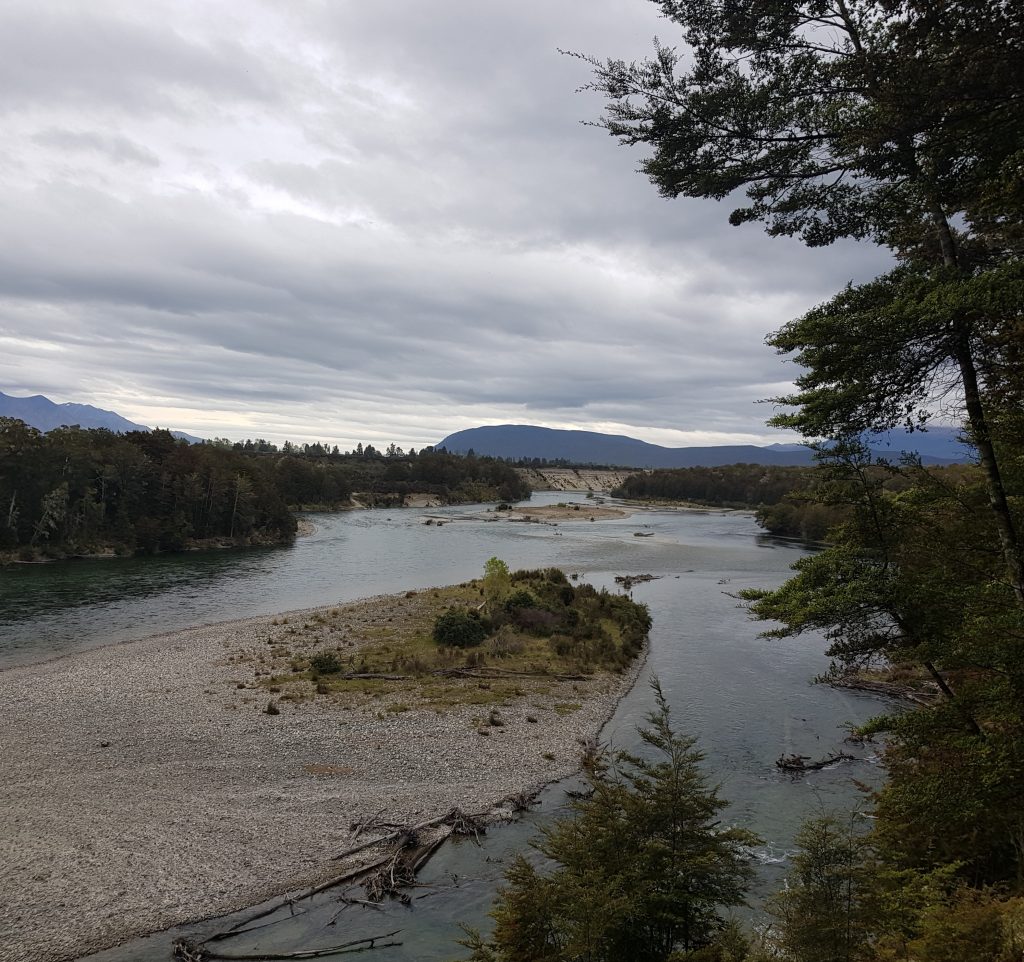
[0,493,885,960]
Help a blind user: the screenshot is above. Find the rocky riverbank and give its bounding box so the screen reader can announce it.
[0,587,644,962]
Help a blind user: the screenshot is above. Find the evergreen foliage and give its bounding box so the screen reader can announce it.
[574,2,1024,955]
[432,608,488,649]
[0,419,530,557]
[433,565,652,673]
[461,679,756,962]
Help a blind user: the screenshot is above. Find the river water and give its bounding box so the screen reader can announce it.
[0,492,885,960]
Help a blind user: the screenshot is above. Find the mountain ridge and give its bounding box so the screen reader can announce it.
[436,424,969,468]
[0,391,203,443]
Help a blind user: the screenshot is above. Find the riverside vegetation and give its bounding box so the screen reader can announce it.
[254,561,651,716]
[613,462,983,543]
[464,2,1024,960]
[0,420,529,560]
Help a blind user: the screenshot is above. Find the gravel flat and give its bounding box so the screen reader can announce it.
[0,592,641,962]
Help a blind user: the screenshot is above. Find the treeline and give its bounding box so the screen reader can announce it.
[0,419,530,559]
[612,463,816,508]
[611,463,848,541]
[1,419,295,557]
[261,444,530,509]
[612,463,983,544]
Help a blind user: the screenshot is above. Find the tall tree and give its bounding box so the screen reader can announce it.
[581,0,1024,602]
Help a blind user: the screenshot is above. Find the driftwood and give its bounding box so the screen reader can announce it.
[191,851,397,951]
[180,930,402,960]
[614,573,661,590]
[503,789,541,813]
[776,752,857,772]
[332,810,458,861]
[175,805,518,959]
[827,674,938,705]
[339,673,410,681]
[361,820,462,903]
[349,807,389,838]
[431,666,587,682]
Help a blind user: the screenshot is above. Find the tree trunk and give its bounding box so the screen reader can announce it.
[930,203,1024,607]
[955,338,1024,607]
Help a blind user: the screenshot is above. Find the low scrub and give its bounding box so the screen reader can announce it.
[432,607,487,648]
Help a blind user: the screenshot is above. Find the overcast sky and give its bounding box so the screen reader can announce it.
[1,0,891,449]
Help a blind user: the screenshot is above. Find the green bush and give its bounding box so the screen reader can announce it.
[505,589,537,612]
[310,651,342,674]
[432,607,487,648]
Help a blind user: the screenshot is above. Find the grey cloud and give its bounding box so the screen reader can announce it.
[1,1,894,447]
[0,4,276,115]
[32,128,161,167]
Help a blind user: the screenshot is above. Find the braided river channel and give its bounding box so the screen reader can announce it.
[0,491,889,960]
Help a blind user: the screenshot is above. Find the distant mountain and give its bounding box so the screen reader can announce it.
[435,424,970,468]
[865,425,972,462]
[0,391,204,443]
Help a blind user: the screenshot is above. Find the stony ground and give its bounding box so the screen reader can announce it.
[0,590,641,962]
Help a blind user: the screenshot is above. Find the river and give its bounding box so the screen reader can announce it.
[0,492,886,960]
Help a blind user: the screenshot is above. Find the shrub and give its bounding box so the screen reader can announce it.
[505,589,537,612]
[432,607,487,648]
[488,625,526,658]
[310,651,342,675]
[512,606,561,636]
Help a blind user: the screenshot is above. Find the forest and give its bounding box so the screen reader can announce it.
[613,462,983,544]
[0,420,529,559]
[467,2,1024,959]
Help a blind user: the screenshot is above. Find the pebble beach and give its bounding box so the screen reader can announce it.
[0,590,643,962]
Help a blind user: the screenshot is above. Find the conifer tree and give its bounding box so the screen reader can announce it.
[461,679,755,962]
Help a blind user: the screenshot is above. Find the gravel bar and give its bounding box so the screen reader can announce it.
[0,591,644,962]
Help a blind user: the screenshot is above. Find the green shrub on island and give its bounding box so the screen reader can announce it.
[504,588,538,612]
[309,652,342,675]
[429,562,651,674]
[432,607,488,649]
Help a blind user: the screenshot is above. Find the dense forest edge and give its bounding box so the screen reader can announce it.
[0,418,530,561]
[612,461,985,543]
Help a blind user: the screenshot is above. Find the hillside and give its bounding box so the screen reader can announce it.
[0,391,203,442]
[437,424,968,468]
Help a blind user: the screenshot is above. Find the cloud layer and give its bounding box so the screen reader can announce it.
[1,0,891,447]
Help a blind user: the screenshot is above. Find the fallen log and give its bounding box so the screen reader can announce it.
[339,673,409,681]
[183,807,515,955]
[196,852,396,947]
[776,752,857,772]
[827,674,938,705]
[614,573,661,590]
[430,666,587,682]
[183,930,402,960]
